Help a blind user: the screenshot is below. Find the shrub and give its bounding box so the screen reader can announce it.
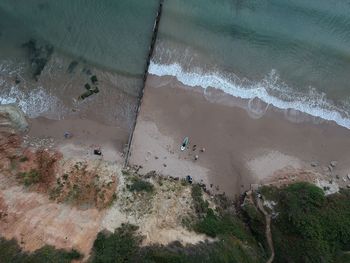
[249,182,350,263]
[191,184,209,216]
[91,224,142,263]
[242,203,268,252]
[0,237,81,263]
[90,224,263,263]
[27,246,81,263]
[19,169,40,186]
[194,209,251,240]
[128,178,154,193]
[194,208,221,237]
[19,156,29,162]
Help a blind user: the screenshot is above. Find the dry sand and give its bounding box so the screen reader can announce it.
[26,117,129,164]
[129,74,350,197]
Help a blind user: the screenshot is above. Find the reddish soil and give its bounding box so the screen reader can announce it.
[261,167,318,188]
[51,160,117,210]
[0,127,117,259]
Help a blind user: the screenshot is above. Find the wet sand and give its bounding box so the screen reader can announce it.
[130,74,350,197]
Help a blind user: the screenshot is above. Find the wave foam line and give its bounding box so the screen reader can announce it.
[0,86,66,119]
[149,62,350,129]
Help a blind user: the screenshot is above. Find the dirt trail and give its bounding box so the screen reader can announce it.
[256,197,275,263]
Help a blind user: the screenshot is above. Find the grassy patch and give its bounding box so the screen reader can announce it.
[49,184,63,200]
[18,169,40,186]
[66,184,80,202]
[194,209,251,241]
[245,182,350,263]
[10,158,18,170]
[242,203,269,255]
[127,177,154,193]
[19,156,29,162]
[90,224,263,263]
[91,224,142,263]
[0,237,81,263]
[190,184,255,246]
[191,184,209,216]
[259,185,278,200]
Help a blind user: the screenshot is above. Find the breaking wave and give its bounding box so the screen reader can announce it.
[0,86,67,119]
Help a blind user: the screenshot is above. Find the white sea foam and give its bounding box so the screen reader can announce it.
[149,61,350,129]
[0,86,66,119]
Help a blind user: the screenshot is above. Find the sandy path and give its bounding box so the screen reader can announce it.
[256,197,274,263]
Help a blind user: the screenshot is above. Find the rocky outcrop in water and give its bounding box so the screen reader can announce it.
[22,39,54,81]
[0,104,28,134]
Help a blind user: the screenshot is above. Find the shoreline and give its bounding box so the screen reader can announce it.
[148,61,350,130]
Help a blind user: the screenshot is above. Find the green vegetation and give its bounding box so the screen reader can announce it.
[10,158,18,170]
[248,182,350,263]
[19,156,29,162]
[191,184,209,216]
[67,183,80,201]
[91,224,142,263]
[18,169,40,186]
[90,223,263,263]
[62,173,69,180]
[194,208,250,241]
[0,237,81,263]
[191,182,350,263]
[242,203,269,254]
[127,177,154,193]
[191,184,252,241]
[4,168,349,263]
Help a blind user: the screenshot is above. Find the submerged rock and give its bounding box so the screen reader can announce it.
[82,67,92,75]
[79,90,94,100]
[67,60,78,74]
[79,84,99,100]
[84,83,92,90]
[15,76,21,84]
[22,39,54,81]
[91,75,98,84]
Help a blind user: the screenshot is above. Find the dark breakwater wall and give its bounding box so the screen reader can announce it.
[124,0,164,166]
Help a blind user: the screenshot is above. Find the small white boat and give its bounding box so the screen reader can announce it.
[180,137,189,151]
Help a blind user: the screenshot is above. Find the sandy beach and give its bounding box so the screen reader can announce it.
[129,74,350,197]
[26,117,129,164]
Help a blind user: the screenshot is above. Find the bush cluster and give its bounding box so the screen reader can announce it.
[18,170,40,186]
[127,177,154,193]
[250,182,350,263]
[0,237,81,263]
[90,223,262,263]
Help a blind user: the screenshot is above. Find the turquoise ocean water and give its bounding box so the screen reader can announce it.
[0,0,158,76]
[0,0,158,123]
[150,0,350,128]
